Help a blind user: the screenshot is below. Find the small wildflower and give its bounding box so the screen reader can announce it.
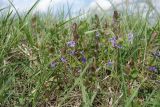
[128,32,134,43]
[109,36,122,49]
[50,61,57,68]
[69,50,75,55]
[81,56,87,63]
[107,60,113,66]
[148,66,158,73]
[61,57,67,63]
[109,36,117,47]
[67,40,76,47]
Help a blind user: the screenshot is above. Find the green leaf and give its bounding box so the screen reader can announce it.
[131,69,139,79]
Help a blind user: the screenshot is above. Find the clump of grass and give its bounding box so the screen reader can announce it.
[0,1,160,107]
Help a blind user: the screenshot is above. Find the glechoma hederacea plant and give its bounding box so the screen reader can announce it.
[0,1,160,107]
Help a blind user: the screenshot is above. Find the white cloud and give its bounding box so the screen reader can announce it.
[89,0,109,10]
[36,0,52,12]
[88,0,123,11]
[1,0,160,16]
[36,0,86,12]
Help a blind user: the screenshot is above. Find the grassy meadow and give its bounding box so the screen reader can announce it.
[0,1,160,107]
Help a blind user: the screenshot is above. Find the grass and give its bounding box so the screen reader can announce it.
[0,1,160,107]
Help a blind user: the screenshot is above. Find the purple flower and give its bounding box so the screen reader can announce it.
[81,57,87,63]
[107,60,113,66]
[109,37,122,49]
[67,40,76,47]
[148,66,158,73]
[60,57,67,63]
[69,50,75,55]
[109,36,117,47]
[50,61,57,68]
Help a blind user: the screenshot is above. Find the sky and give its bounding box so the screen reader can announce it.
[0,0,112,12]
[0,0,160,14]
